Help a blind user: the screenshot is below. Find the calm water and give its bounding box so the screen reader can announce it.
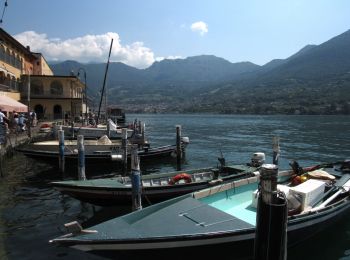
[1,114,350,260]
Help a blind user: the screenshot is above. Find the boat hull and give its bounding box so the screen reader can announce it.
[52,167,254,205]
[65,198,350,257]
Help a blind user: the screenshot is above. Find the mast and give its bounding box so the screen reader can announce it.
[97,38,113,125]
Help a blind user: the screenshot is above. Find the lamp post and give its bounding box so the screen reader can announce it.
[77,68,88,126]
[27,70,31,138]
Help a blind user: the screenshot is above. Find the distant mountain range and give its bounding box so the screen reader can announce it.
[50,29,350,115]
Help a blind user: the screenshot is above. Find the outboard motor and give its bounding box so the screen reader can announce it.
[181,136,190,146]
[251,152,266,167]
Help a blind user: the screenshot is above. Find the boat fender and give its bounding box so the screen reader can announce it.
[169,173,192,185]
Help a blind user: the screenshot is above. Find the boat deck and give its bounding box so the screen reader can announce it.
[199,182,258,226]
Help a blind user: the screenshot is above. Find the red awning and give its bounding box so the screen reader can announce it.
[0,95,28,113]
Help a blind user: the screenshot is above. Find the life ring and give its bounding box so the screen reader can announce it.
[169,173,192,185]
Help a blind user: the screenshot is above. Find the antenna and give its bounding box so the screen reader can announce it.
[0,0,8,25]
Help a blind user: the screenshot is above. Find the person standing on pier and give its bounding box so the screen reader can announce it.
[0,108,9,144]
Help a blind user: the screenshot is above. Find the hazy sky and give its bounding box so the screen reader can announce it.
[2,0,350,68]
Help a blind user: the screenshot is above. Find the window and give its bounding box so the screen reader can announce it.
[31,80,44,95]
[50,80,63,95]
[0,45,5,61]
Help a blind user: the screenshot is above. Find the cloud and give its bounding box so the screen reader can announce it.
[155,55,183,62]
[190,21,208,36]
[14,31,156,69]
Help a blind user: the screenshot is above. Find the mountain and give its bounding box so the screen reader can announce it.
[49,29,350,114]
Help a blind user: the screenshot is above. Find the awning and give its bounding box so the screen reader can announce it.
[0,95,27,113]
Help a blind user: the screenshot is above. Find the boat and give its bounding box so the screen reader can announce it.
[49,159,350,258]
[50,163,258,206]
[58,119,134,140]
[16,135,190,164]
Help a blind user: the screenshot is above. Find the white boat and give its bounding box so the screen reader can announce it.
[57,119,134,139]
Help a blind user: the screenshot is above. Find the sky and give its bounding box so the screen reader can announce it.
[1,0,350,69]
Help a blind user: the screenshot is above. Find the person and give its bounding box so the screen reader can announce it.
[0,108,9,125]
[18,113,26,132]
[12,111,19,133]
[30,111,37,127]
[0,108,9,144]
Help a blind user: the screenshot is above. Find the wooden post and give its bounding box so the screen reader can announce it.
[122,128,128,176]
[254,164,287,260]
[176,125,182,171]
[131,145,142,211]
[0,145,3,177]
[77,135,86,180]
[138,120,141,134]
[272,136,280,166]
[106,119,110,138]
[52,122,57,139]
[58,130,65,173]
[141,123,145,145]
[71,122,75,139]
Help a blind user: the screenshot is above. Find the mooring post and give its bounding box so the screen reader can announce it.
[122,128,128,176]
[131,145,142,211]
[58,130,65,173]
[71,122,75,139]
[272,136,280,165]
[141,123,145,145]
[254,164,287,260]
[52,122,57,139]
[106,119,111,138]
[0,145,3,178]
[176,125,182,171]
[77,135,86,180]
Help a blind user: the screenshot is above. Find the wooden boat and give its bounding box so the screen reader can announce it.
[50,164,258,206]
[16,135,189,164]
[50,161,350,258]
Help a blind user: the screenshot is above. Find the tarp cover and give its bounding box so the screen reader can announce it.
[0,95,27,113]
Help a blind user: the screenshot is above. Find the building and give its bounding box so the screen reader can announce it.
[0,27,86,120]
[20,74,86,120]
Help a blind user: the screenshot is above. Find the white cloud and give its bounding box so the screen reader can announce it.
[190,21,208,36]
[14,31,156,69]
[155,55,183,62]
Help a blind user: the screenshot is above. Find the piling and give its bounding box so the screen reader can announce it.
[71,122,75,139]
[176,125,182,171]
[58,130,65,173]
[51,122,57,139]
[0,145,3,177]
[122,128,128,176]
[141,123,145,145]
[106,119,110,138]
[272,136,280,165]
[77,135,86,180]
[131,145,142,211]
[254,164,287,260]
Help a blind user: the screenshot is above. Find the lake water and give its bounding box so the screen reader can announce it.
[1,114,350,260]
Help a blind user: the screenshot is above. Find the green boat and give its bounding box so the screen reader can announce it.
[50,161,350,259]
[51,164,258,206]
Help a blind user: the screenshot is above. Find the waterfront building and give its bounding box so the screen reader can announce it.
[0,27,86,120]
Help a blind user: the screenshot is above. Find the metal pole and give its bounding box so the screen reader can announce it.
[27,73,31,138]
[254,164,287,260]
[84,72,88,126]
[97,38,113,125]
[131,145,142,211]
[77,135,86,180]
[273,136,280,165]
[176,125,182,171]
[122,128,128,176]
[58,130,65,173]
